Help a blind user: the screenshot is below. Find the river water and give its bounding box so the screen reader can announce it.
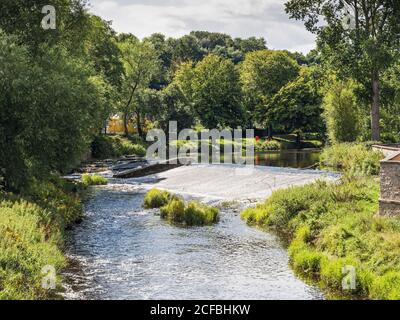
[63,151,325,300]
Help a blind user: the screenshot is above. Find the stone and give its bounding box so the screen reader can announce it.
[379,151,400,216]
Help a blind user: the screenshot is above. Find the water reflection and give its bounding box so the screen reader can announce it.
[254,151,320,168]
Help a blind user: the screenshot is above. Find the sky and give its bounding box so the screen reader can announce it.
[88,0,316,54]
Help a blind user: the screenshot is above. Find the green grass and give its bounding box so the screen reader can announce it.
[91,135,146,159]
[320,143,384,177]
[143,189,219,226]
[143,188,174,209]
[81,174,107,187]
[0,178,83,299]
[241,173,400,299]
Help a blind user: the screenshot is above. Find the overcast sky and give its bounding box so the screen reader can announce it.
[88,0,316,54]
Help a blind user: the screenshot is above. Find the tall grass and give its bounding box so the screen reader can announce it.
[81,174,107,187]
[143,189,219,226]
[241,174,400,299]
[320,143,383,177]
[0,178,83,299]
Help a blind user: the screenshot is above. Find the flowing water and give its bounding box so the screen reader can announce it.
[63,151,325,300]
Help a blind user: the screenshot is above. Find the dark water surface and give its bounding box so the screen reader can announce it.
[254,150,320,168]
[63,181,324,300]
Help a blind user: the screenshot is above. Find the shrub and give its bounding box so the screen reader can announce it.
[323,78,362,143]
[160,198,186,223]
[24,178,83,229]
[143,189,172,209]
[81,174,107,187]
[320,143,383,176]
[144,189,219,226]
[184,201,219,226]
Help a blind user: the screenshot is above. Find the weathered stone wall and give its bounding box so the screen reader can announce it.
[379,152,400,216]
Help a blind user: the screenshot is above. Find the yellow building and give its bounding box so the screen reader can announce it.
[107,116,137,135]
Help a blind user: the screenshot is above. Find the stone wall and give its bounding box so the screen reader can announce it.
[379,152,400,216]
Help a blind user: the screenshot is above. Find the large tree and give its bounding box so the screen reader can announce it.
[240,50,300,127]
[285,0,400,140]
[0,32,107,191]
[264,68,324,141]
[191,55,245,128]
[118,37,160,137]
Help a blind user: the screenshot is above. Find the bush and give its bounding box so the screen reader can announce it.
[143,189,172,209]
[320,143,383,176]
[184,201,219,226]
[160,198,186,223]
[144,189,219,226]
[81,174,107,187]
[323,78,362,143]
[91,135,146,159]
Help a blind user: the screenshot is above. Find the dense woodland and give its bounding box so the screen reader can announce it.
[0,0,399,193]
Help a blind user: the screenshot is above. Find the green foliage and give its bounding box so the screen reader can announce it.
[160,198,186,223]
[0,177,83,299]
[191,54,245,128]
[265,68,324,134]
[323,78,362,143]
[0,31,108,192]
[91,135,146,159]
[320,143,383,176]
[143,189,172,209]
[118,37,160,136]
[183,201,219,226]
[240,50,300,125]
[81,174,107,187]
[254,139,282,151]
[285,0,400,141]
[241,173,400,299]
[144,189,219,226]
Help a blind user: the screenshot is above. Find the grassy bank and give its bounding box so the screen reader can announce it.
[144,189,219,226]
[0,177,83,300]
[241,143,400,299]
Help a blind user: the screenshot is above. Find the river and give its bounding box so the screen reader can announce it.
[62,151,327,300]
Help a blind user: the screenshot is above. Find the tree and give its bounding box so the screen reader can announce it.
[264,68,324,141]
[85,15,124,88]
[0,32,107,191]
[240,50,300,126]
[285,0,400,140]
[118,37,160,137]
[0,0,90,55]
[323,77,362,143]
[191,55,245,128]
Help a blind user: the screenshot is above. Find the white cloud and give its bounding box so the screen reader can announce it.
[88,0,316,54]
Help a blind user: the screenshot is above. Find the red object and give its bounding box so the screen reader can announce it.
[255,136,260,141]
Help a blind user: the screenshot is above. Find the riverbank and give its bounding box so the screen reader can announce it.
[241,144,400,299]
[0,177,84,299]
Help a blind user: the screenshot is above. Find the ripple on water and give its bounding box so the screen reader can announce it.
[62,185,324,300]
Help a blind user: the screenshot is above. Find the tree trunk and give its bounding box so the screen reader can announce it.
[136,111,143,138]
[123,112,129,137]
[371,71,381,141]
